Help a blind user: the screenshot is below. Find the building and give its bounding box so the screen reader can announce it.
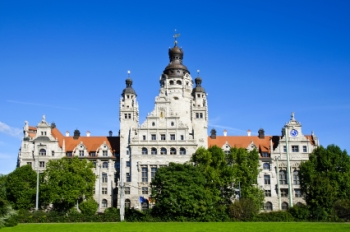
[17,39,319,212]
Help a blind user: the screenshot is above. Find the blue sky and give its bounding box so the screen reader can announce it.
[0,1,349,174]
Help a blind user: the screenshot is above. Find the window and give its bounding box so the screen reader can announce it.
[279,170,287,185]
[180,148,186,155]
[93,161,97,168]
[27,162,32,167]
[66,152,72,157]
[196,113,199,118]
[263,163,270,170]
[170,134,175,140]
[303,146,307,152]
[142,167,148,182]
[102,173,108,183]
[200,113,203,118]
[126,150,129,155]
[103,162,108,168]
[281,189,288,197]
[292,145,299,152]
[160,147,167,155]
[90,152,96,157]
[169,80,174,85]
[264,175,271,185]
[103,151,108,157]
[161,134,166,140]
[171,122,174,126]
[262,152,270,157]
[39,149,46,156]
[151,134,156,140]
[295,189,302,198]
[265,202,273,211]
[115,162,120,169]
[170,148,176,155]
[151,167,157,179]
[143,135,146,140]
[102,199,107,208]
[142,202,149,211]
[283,146,287,152]
[151,148,157,155]
[142,187,148,194]
[152,122,155,126]
[52,151,55,156]
[124,114,128,119]
[39,161,45,167]
[180,135,184,140]
[265,190,271,197]
[126,161,130,167]
[125,187,130,194]
[125,199,131,209]
[176,80,182,85]
[282,202,289,210]
[126,173,131,182]
[102,187,107,194]
[141,147,148,155]
[79,150,84,157]
[293,170,300,185]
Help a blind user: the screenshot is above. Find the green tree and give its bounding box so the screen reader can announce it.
[79,198,98,215]
[229,147,264,211]
[151,163,218,221]
[6,165,37,209]
[0,175,7,201]
[41,157,96,212]
[299,145,350,215]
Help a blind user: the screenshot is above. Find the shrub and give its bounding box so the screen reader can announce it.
[334,199,350,221]
[229,198,258,221]
[288,203,310,221]
[79,199,98,215]
[0,198,18,228]
[254,211,295,222]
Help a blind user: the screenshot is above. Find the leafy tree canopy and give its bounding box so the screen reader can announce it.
[0,175,7,201]
[5,165,37,210]
[41,157,96,211]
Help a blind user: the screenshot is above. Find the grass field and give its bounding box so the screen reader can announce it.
[2,222,350,232]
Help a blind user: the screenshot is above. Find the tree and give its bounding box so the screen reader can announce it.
[41,157,96,212]
[151,163,218,221]
[0,198,17,228]
[79,198,98,215]
[6,165,37,210]
[299,145,350,216]
[0,175,7,201]
[229,147,264,211]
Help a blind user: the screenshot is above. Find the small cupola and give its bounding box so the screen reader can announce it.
[210,128,217,139]
[258,128,265,139]
[192,76,206,97]
[73,129,80,140]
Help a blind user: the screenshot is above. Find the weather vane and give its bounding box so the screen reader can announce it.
[173,29,181,46]
[127,70,130,78]
[197,70,200,76]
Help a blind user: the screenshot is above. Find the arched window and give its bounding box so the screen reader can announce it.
[39,149,46,156]
[125,199,131,209]
[142,147,148,155]
[264,175,270,185]
[176,80,182,85]
[282,202,289,210]
[170,148,176,155]
[265,202,273,211]
[169,80,174,85]
[263,163,270,170]
[293,170,300,185]
[102,199,107,208]
[102,173,107,183]
[171,122,174,126]
[142,201,149,211]
[103,162,108,168]
[179,148,186,155]
[161,148,167,155]
[151,148,157,155]
[279,170,287,185]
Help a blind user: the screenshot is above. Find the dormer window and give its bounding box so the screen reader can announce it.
[79,150,84,157]
[103,151,108,157]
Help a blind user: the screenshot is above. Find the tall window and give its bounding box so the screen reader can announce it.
[79,150,84,157]
[170,134,175,140]
[295,189,302,198]
[292,145,299,152]
[125,187,130,194]
[283,146,287,152]
[126,173,131,182]
[151,148,157,155]
[293,170,300,185]
[151,167,157,179]
[264,175,271,185]
[170,148,176,155]
[39,161,45,167]
[265,190,271,197]
[265,202,273,211]
[39,149,46,156]
[200,113,203,118]
[126,161,130,167]
[125,199,131,209]
[103,151,108,157]
[102,173,107,183]
[52,151,55,156]
[102,187,107,194]
[281,189,288,197]
[180,135,184,140]
[142,147,148,155]
[160,148,167,155]
[161,134,166,140]
[196,113,199,118]
[279,170,287,185]
[180,148,186,155]
[142,167,148,182]
[151,134,156,140]
[282,202,289,210]
[103,162,108,168]
[142,187,148,194]
[124,114,128,119]
[263,163,270,170]
[102,199,107,208]
[143,135,146,140]
[303,146,307,152]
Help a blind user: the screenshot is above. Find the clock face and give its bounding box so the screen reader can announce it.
[290,129,298,137]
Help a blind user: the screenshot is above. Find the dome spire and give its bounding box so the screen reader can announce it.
[173,29,181,47]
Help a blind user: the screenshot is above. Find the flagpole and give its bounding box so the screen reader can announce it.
[285,128,293,207]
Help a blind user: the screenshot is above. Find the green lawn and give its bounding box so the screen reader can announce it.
[2,222,350,232]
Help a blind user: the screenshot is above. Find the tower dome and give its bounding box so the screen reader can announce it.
[163,43,189,77]
[122,78,136,96]
[192,76,206,95]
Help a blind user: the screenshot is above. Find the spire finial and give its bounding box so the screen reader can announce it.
[291,112,295,120]
[197,70,200,77]
[127,70,130,78]
[173,29,180,46]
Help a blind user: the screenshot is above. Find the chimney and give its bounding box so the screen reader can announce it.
[247,129,251,136]
[109,130,113,137]
[210,128,216,139]
[223,129,227,136]
[258,128,265,139]
[73,129,80,140]
[66,131,70,137]
[86,131,90,137]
